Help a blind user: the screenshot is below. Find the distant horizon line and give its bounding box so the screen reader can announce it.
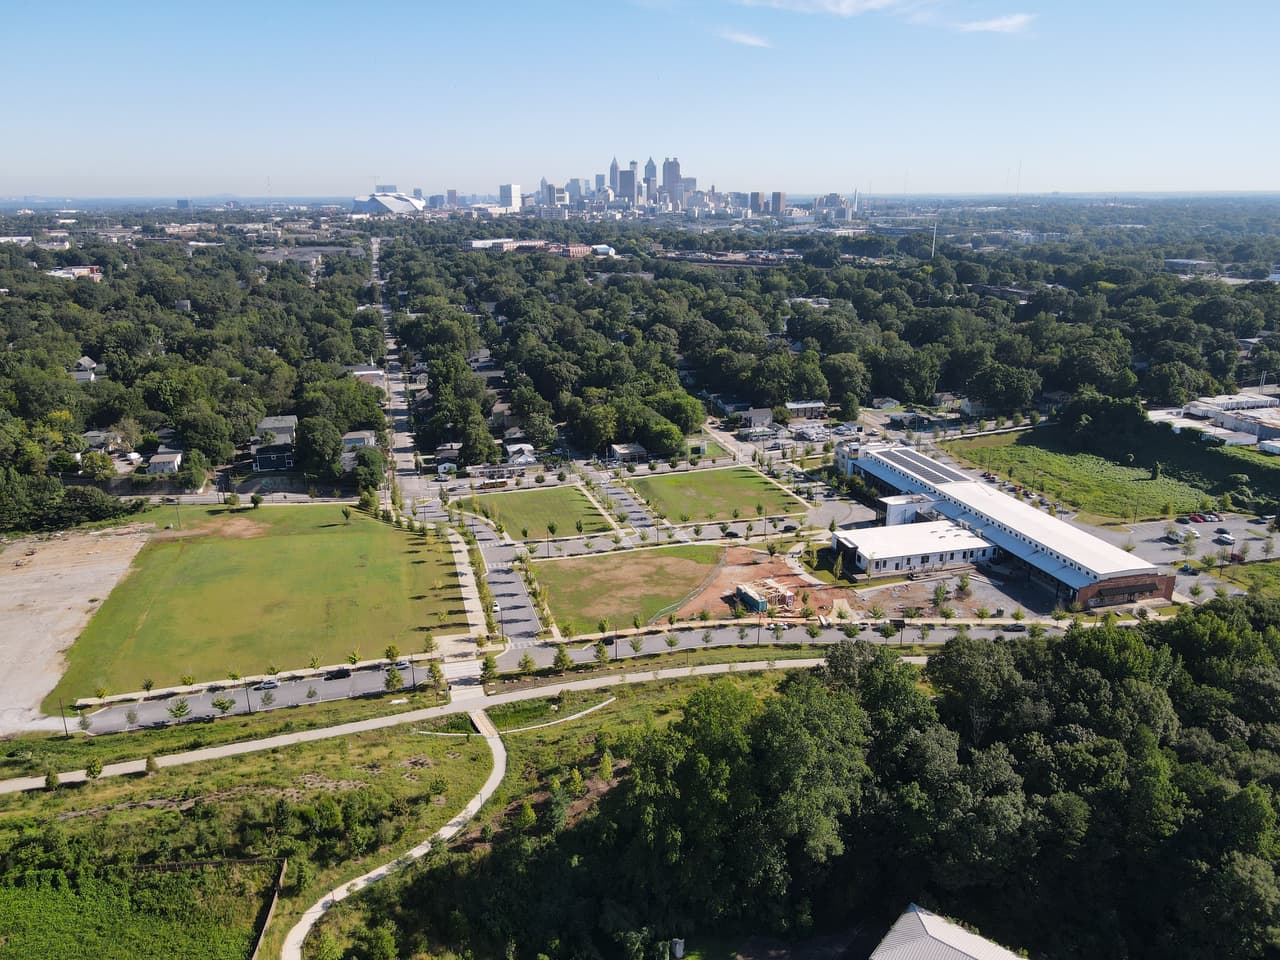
[3,189,1280,208]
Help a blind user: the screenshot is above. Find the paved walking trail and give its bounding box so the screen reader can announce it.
[279,708,507,960]
[0,660,828,795]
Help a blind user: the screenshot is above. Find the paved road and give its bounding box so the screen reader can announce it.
[493,619,1065,671]
[280,708,507,960]
[1,659,826,795]
[82,664,447,734]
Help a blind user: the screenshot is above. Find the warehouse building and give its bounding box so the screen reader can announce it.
[832,520,995,576]
[836,443,1174,607]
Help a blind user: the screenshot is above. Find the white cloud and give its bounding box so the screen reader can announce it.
[738,0,907,13]
[717,28,773,46]
[956,12,1034,32]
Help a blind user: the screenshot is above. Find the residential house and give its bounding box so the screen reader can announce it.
[872,396,900,410]
[342,430,377,450]
[253,443,294,472]
[742,408,773,429]
[71,355,99,384]
[252,415,300,472]
[505,442,538,467]
[82,429,121,453]
[435,442,463,462]
[148,452,183,475]
[256,415,298,446]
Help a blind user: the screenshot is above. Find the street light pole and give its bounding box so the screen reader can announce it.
[242,679,253,715]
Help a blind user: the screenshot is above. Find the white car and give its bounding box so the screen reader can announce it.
[253,679,280,691]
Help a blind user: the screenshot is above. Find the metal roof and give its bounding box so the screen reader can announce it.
[871,904,1024,960]
[857,445,1157,589]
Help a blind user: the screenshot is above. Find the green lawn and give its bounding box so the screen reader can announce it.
[1222,560,1280,599]
[630,466,806,522]
[943,430,1210,521]
[687,435,729,460]
[535,544,723,632]
[46,506,466,706]
[470,486,612,539]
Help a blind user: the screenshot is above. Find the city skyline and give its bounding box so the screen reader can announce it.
[4,0,1278,197]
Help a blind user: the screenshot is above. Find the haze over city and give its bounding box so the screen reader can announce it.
[6,0,1278,198]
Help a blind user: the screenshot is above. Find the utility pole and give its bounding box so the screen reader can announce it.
[58,697,69,738]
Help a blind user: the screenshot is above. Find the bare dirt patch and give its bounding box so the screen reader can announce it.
[674,546,839,619]
[0,526,152,734]
[152,515,267,542]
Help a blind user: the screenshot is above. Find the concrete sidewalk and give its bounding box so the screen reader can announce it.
[0,660,825,795]
[280,708,507,960]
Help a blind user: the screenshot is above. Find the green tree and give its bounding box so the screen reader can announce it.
[167,697,191,720]
[211,696,235,716]
[480,654,498,682]
[295,417,344,478]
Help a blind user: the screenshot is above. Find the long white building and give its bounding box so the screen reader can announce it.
[835,443,1173,607]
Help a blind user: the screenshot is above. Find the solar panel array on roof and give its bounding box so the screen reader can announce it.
[878,447,970,485]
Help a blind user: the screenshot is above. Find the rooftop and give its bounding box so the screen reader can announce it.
[834,520,988,560]
[871,903,1023,960]
[859,445,1157,587]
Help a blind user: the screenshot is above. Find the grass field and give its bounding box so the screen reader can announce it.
[534,544,723,632]
[1222,560,1280,599]
[943,430,1210,521]
[629,466,806,522]
[471,486,612,539]
[46,506,466,707]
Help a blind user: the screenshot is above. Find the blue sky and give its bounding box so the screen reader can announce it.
[5,0,1278,197]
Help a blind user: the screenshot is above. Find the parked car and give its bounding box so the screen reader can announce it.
[1180,564,1198,574]
[1204,513,1222,522]
[1189,529,1201,538]
[253,679,280,691]
[782,524,797,532]
[1216,527,1230,534]
[1217,534,1237,545]
[323,668,352,681]
[1004,623,1028,632]
[1176,516,1190,524]
[1189,514,1205,522]
[387,660,411,671]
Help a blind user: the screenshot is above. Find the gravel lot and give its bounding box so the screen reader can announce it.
[0,525,150,733]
